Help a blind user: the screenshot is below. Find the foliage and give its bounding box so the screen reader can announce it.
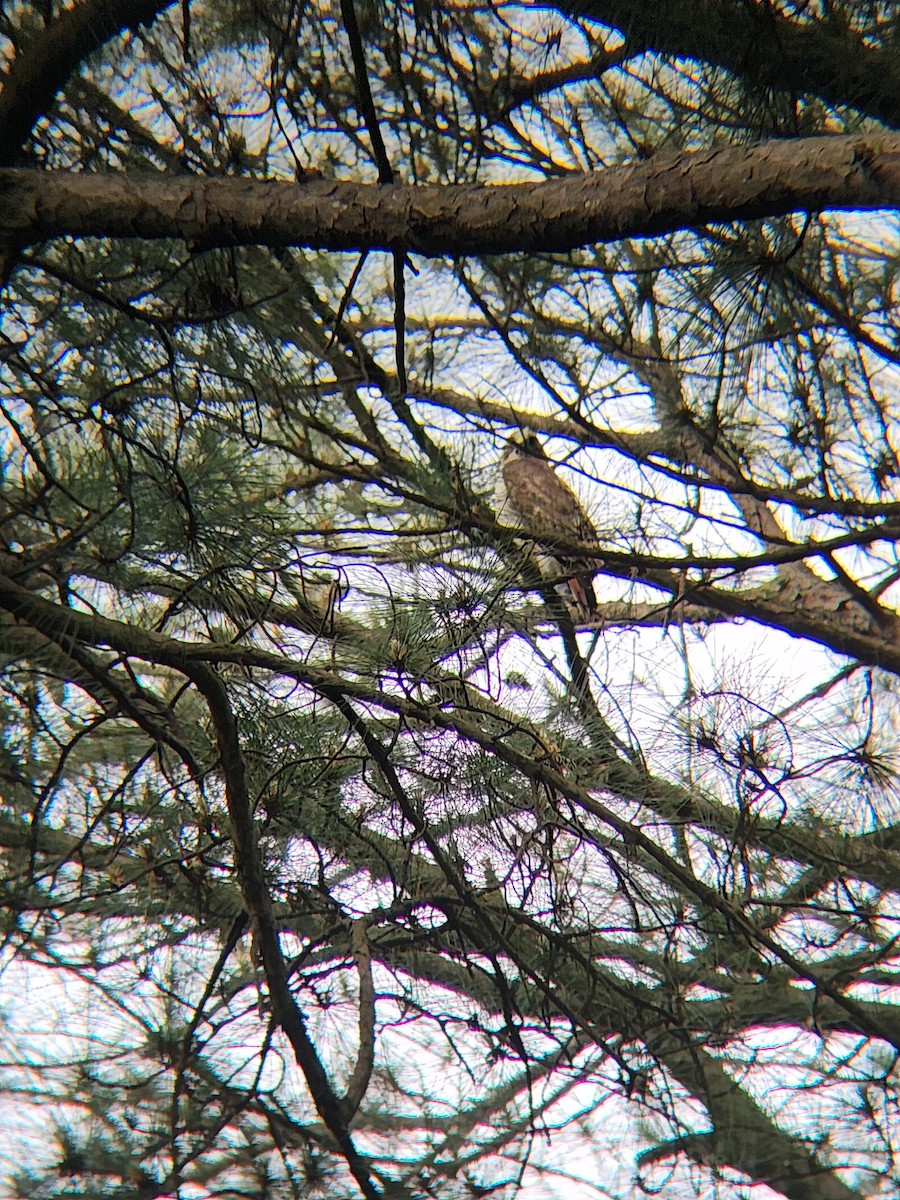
[1,2,899,1199]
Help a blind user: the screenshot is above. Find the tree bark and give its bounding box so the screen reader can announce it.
[1,133,897,255]
[562,0,900,129]
[0,0,175,164]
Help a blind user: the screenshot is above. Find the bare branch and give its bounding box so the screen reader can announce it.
[1,133,896,255]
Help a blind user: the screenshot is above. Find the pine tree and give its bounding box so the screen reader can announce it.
[1,3,899,1198]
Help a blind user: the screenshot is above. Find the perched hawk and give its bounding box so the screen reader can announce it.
[497,434,600,620]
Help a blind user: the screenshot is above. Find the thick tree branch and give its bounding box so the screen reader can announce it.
[0,134,896,256]
[0,0,175,164]
[562,1,900,130]
[643,1047,859,1200]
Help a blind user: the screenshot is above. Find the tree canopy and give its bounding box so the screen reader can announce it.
[1,3,899,1199]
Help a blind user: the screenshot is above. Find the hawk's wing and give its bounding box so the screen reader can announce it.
[498,441,600,619]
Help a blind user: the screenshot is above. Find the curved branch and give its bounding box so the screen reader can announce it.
[562,0,900,130]
[0,0,175,165]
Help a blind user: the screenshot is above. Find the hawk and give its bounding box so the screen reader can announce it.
[497,434,601,620]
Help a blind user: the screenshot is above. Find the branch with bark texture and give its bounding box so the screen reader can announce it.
[561,0,900,130]
[0,0,176,165]
[0,134,897,256]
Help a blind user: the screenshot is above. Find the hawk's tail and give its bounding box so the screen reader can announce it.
[567,575,598,622]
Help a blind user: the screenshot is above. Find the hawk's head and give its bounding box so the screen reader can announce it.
[501,432,547,463]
